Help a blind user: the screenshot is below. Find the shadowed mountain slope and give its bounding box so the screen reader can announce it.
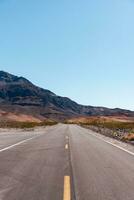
[0,71,133,121]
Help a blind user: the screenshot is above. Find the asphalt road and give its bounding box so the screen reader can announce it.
[0,124,133,200]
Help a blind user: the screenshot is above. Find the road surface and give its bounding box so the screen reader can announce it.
[0,124,133,200]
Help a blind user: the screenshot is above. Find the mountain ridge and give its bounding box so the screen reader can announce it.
[0,71,133,121]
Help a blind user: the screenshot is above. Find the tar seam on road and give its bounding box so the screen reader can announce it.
[0,135,39,153]
[63,176,71,200]
[66,136,69,140]
[68,133,77,200]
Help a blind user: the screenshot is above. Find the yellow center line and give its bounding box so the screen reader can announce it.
[63,176,71,200]
[65,144,69,149]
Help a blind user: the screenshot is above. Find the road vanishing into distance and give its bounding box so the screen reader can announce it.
[0,124,133,200]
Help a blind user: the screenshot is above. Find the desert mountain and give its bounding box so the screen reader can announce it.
[0,71,134,121]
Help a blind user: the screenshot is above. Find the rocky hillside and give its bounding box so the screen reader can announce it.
[0,71,134,121]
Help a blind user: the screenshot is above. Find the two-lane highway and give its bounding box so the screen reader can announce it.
[0,124,133,200]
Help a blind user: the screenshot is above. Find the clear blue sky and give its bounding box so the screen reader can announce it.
[0,0,134,110]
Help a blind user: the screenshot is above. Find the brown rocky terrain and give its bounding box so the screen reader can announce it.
[0,71,134,122]
[66,116,134,144]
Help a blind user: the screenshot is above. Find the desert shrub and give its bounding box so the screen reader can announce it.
[0,121,58,129]
[79,120,134,132]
